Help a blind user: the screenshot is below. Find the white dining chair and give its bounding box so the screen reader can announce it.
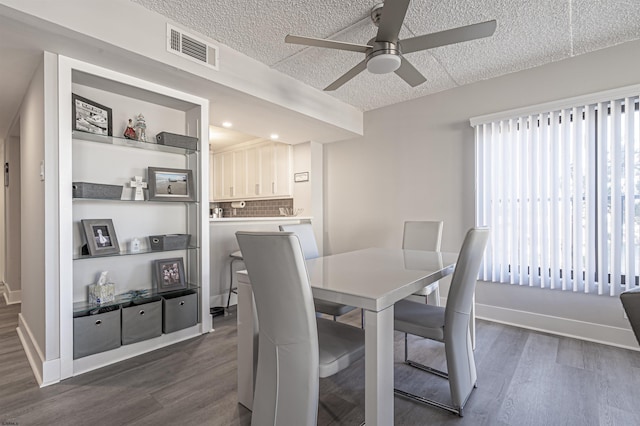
[236,231,365,426]
[621,286,640,345]
[279,223,359,322]
[402,221,444,306]
[394,227,489,416]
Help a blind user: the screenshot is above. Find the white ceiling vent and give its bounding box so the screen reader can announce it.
[167,23,219,70]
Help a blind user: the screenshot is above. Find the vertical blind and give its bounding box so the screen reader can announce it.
[473,93,640,296]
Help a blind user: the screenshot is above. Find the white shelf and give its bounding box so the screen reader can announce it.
[72,130,198,155]
[58,56,211,381]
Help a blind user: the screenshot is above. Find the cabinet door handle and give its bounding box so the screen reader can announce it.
[139,310,145,316]
[272,182,275,194]
[179,301,185,306]
[255,184,259,195]
[95,320,102,326]
[229,186,234,197]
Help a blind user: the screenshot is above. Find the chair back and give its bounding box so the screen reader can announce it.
[279,223,319,259]
[443,227,489,408]
[445,228,489,322]
[403,221,443,251]
[236,231,319,426]
[621,287,640,345]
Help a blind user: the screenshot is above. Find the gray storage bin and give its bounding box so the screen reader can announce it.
[73,305,121,359]
[156,131,198,150]
[121,297,163,345]
[149,234,191,251]
[72,182,123,199]
[163,290,198,333]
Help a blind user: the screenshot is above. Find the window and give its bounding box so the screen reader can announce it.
[472,91,639,296]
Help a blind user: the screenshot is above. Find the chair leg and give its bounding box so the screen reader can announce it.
[404,333,408,362]
[227,259,238,309]
[394,388,463,416]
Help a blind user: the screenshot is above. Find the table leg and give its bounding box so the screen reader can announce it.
[364,305,394,426]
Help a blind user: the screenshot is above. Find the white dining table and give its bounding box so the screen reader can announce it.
[236,247,458,426]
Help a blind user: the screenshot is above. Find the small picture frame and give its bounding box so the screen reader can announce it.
[81,219,120,256]
[148,167,195,202]
[152,257,187,293]
[72,94,113,136]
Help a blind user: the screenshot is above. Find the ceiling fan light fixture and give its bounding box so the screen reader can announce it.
[366,53,401,74]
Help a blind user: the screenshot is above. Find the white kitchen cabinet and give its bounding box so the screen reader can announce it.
[212,151,224,201]
[212,141,291,201]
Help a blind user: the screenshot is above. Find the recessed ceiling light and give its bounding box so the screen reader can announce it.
[222,121,232,128]
[270,133,279,140]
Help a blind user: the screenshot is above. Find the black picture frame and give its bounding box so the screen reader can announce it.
[81,218,120,256]
[153,257,187,293]
[72,93,113,136]
[148,167,195,202]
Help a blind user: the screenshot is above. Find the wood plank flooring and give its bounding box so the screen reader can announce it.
[1,295,639,425]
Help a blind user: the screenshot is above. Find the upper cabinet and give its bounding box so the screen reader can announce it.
[212,141,292,201]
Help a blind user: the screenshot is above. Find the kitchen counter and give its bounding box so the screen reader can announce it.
[210,216,313,223]
[209,216,313,308]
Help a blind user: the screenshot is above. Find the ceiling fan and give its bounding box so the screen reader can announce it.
[285,0,496,91]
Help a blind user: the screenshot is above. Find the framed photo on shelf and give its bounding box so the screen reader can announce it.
[152,257,187,293]
[72,94,113,136]
[81,218,120,256]
[148,167,195,202]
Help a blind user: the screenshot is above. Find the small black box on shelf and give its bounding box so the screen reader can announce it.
[72,182,123,199]
[149,234,191,251]
[156,132,198,150]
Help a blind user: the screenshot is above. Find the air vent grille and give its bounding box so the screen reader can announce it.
[166,24,219,71]
[170,28,180,52]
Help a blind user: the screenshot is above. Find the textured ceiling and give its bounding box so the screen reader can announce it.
[131,0,640,112]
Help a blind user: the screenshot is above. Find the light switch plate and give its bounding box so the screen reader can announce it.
[40,160,45,181]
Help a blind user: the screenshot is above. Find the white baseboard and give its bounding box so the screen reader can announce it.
[210,293,235,309]
[16,313,60,387]
[3,281,21,305]
[475,302,639,352]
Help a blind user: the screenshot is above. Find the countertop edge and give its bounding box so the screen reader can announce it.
[210,216,313,223]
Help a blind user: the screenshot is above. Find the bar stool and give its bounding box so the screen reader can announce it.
[227,250,244,309]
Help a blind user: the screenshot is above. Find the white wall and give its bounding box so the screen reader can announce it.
[18,58,46,357]
[324,39,640,349]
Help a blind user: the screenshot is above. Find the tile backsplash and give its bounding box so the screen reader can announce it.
[211,198,294,218]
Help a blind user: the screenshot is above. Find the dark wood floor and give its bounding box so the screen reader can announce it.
[1,294,639,425]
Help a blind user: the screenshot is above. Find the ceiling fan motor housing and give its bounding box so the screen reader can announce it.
[366,40,401,74]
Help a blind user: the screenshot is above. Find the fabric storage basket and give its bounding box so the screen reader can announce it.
[149,234,191,251]
[121,296,163,345]
[162,290,198,333]
[72,182,123,199]
[73,305,121,359]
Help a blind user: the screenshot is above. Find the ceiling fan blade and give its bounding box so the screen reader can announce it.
[394,57,427,87]
[399,20,497,54]
[285,34,370,53]
[376,0,411,43]
[324,59,367,91]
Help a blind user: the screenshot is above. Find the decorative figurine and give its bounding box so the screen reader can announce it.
[123,118,136,139]
[134,113,147,141]
[130,176,147,201]
[130,238,141,253]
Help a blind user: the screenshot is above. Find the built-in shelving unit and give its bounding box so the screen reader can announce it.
[58,56,210,380]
